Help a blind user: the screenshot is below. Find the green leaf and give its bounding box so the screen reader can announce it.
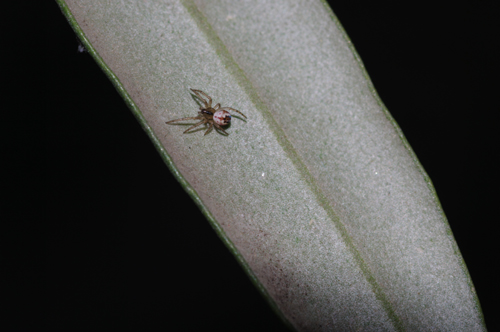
[57,0,485,330]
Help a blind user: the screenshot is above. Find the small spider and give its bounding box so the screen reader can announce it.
[166,89,247,135]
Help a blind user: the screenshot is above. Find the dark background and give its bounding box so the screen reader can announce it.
[5,1,498,330]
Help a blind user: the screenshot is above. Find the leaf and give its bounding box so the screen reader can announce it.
[57,0,485,330]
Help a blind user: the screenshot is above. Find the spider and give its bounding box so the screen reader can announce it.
[166,89,247,135]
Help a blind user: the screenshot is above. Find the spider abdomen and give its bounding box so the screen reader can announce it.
[213,110,232,126]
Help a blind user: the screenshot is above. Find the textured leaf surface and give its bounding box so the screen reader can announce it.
[58,0,485,330]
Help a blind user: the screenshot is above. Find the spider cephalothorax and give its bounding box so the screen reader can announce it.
[166,89,247,135]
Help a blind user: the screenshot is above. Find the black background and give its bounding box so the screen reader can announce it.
[5,1,498,330]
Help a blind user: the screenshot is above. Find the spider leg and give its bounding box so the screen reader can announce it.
[218,107,247,119]
[184,119,208,133]
[213,123,229,135]
[190,89,212,108]
[166,115,202,124]
[189,89,209,108]
[204,123,214,136]
[213,103,221,110]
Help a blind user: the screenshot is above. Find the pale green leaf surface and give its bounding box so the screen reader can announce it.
[58,0,485,331]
